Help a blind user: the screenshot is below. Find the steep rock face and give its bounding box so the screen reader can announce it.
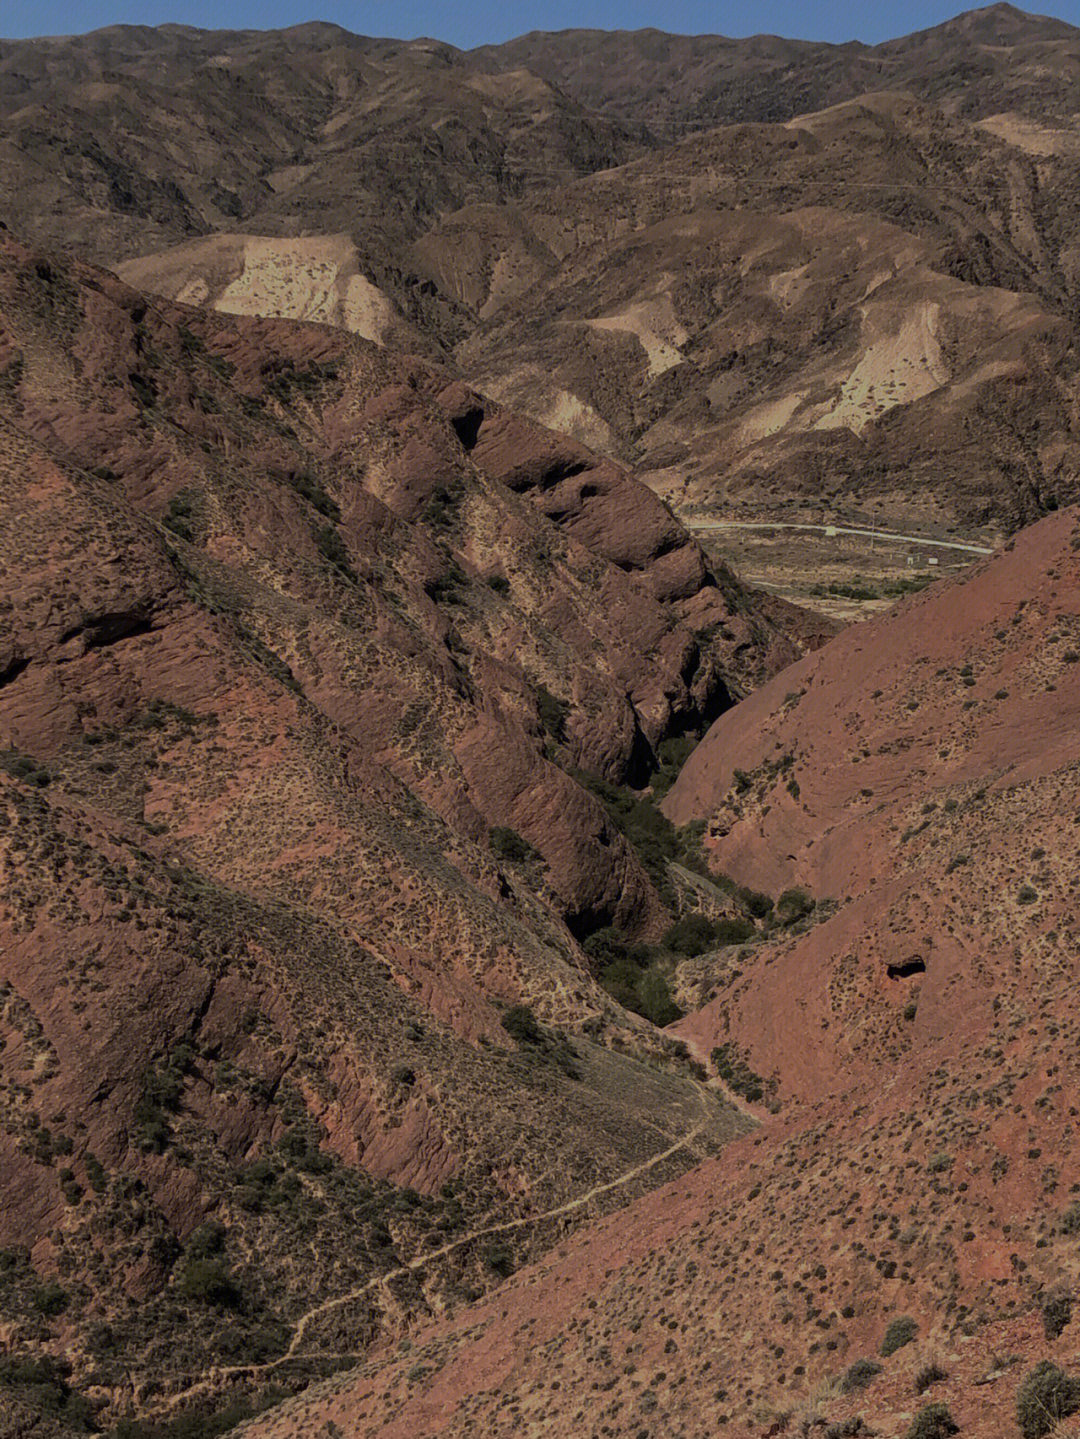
[0,233,796,936]
[246,508,1080,1437]
[0,234,771,1414]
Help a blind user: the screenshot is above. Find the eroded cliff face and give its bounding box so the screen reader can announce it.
[0,233,776,1415]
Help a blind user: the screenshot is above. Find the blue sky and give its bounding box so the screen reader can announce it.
[1,0,1077,46]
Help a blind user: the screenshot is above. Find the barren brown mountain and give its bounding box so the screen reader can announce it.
[0,230,800,1433]
[5,9,1080,1439]
[5,8,1072,531]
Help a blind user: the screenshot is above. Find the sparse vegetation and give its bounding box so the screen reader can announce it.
[880,1315,918,1356]
[1016,1361,1080,1439]
[1042,1292,1072,1340]
[905,1402,958,1438]
[710,1043,765,1103]
[841,1357,882,1393]
[489,827,538,864]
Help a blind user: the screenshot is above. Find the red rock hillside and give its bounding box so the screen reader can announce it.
[0,230,797,1430]
[241,507,1080,1438]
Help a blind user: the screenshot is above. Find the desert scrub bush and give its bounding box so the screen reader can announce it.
[536,685,569,741]
[1042,1293,1072,1340]
[314,523,357,582]
[489,827,537,864]
[737,886,773,919]
[775,887,815,926]
[0,1355,97,1431]
[582,927,655,969]
[178,1258,240,1308]
[880,1315,919,1356]
[664,912,726,956]
[1059,1201,1080,1235]
[710,1043,764,1103]
[501,1005,542,1045]
[111,1390,284,1438]
[635,968,681,1027]
[905,1402,958,1438]
[569,767,680,907]
[162,492,195,541]
[596,954,681,1027]
[482,1244,514,1278]
[840,1357,882,1393]
[0,748,51,787]
[499,1005,581,1076]
[133,1051,190,1153]
[1015,1361,1080,1439]
[915,1362,949,1393]
[650,734,697,800]
[285,471,339,521]
[30,1281,69,1316]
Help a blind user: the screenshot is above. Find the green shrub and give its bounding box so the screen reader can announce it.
[185,1221,226,1261]
[31,1282,69,1316]
[84,1153,107,1193]
[713,916,755,945]
[178,1259,239,1308]
[841,1358,882,1393]
[737,887,774,919]
[583,927,640,968]
[0,1354,96,1430]
[906,1402,958,1438]
[0,749,51,786]
[1016,1361,1080,1439]
[286,471,339,521]
[880,1315,918,1356]
[314,523,356,581]
[483,1245,514,1278]
[636,969,681,1027]
[535,685,569,741]
[163,493,195,541]
[710,1044,764,1103]
[1042,1293,1072,1340]
[489,827,536,864]
[664,913,721,957]
[775,887,815,926]
[569,767,680,907]
[1060,1202,1080,1235]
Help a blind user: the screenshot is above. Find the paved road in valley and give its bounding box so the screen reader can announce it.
[686,519,994,555]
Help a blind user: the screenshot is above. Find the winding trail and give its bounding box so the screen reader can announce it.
[687,519,994,555]
[153,1077,726,1414]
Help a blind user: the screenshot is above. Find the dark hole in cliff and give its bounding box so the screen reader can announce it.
[0,655,29,689]
[887,955,926,979]
[699,676,734,729]
[579,483,600,499]
[624,717,658,791]
[450,405,484,451]
[538,458,588,491]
